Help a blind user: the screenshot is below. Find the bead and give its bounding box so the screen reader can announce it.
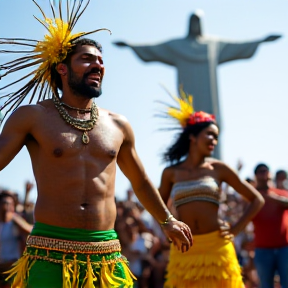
[82,132,89,144]
[27,235,121,254]
[53,96,98,145]
[160,214,174,225]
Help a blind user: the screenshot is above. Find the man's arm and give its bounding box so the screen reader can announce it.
[116,115,192,252]
[13,213,33,234]
[0,105,36,171]
[267,191,288,208]
[217,161,265,236]
[23,181,34,212]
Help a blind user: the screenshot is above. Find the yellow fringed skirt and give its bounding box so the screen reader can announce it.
[165,231,244,288]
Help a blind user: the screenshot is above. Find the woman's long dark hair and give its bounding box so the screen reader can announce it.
[163,121,216,164]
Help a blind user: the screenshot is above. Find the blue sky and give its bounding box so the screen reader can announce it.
[0,0,288,202]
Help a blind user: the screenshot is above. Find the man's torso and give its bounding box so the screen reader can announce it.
[253,187,288,248]
[24,100,125,230]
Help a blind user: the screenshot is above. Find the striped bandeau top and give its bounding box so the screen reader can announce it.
[171,177,220,208]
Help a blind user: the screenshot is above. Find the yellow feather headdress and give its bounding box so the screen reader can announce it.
[156,86,215,129]
[0,0,111,123]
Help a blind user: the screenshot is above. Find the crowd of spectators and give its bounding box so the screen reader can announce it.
[1,165,287,288]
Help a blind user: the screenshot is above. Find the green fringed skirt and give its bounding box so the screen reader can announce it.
[5,222,135,288]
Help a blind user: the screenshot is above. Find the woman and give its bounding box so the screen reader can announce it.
[158,91,264,288]
[0,191,32,288]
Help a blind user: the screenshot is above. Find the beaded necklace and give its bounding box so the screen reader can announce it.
[60,102,92,113]
[53,96,99,144]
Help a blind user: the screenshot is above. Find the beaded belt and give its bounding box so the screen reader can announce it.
[26,235,122,254]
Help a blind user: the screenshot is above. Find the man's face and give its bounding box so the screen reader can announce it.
[255,166,270,183]
[276,171,288,189]
[277,172,287,182]
[67,44,104,99]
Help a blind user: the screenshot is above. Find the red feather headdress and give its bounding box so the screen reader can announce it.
[156,86,216,129]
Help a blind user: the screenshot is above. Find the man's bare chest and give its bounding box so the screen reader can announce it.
[29,116,123,158]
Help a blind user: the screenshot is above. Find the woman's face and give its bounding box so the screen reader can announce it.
[0,196,15,213]
[192,123,219,156]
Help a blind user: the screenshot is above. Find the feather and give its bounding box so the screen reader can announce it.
[69,0,83,29]
[4,255,30,286]
[0,50,35,53]
[1,59,43,76]
[1,55,38,69]
[66,0,69,26]
[0,37,38,43]
[0,0,111,123]
[0,70,38,91]
[156,86,215,129]
[68,0,77,25]
[50,0,56,19]
[59,0,63,21]
[71,0,90,30]
[32,0,47,19]
[0,40,37,47]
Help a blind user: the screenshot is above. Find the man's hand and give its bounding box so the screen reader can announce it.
[161,219,193,253]
[25,181,34,194]
[236,160,243,172]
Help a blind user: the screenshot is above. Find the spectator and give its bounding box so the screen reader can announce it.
[275,170,288,190]
[252,163,288,288]
[0,190,32,287]
[22,181,35,224]
[246,177,256,188]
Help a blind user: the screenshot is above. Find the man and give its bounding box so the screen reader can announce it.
[0,1,192,287]
[275,169,288,190]
[252,163,288,288]
[0,191,32,288]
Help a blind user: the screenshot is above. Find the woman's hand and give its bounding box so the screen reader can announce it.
[219,220,234,241]
[161,218,193,252]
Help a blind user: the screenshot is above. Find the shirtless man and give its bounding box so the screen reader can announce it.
[0,38,192,287]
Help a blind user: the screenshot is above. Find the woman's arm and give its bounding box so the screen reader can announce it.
[158,167,174,205]
[216,161,265,236]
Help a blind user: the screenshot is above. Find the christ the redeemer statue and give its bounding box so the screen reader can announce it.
[114,11,281,159]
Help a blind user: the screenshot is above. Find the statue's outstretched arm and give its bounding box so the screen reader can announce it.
[218,34,282,64]
[114,41,129,47]
[262,34,282,42]
[113,41,175,66]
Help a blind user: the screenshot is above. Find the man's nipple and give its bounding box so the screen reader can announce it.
[53,148,63,157]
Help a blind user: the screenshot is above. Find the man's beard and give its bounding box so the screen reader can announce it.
[68,68,102,99]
